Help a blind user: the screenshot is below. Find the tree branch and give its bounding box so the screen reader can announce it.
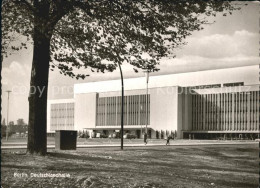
[13,0,35,15]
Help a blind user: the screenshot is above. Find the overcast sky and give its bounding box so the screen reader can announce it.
[1,2,259,124]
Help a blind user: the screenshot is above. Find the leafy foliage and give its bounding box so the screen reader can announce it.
[1,0,33,58]
[2,0,240,78]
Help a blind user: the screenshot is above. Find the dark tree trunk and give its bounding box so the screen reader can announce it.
[27,12,52,155]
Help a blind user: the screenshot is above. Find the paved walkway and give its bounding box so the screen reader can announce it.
[1,140,258,149]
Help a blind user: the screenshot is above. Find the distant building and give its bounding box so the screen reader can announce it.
[47,65,259,139]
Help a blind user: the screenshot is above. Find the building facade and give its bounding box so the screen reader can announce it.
[47,65,259,139]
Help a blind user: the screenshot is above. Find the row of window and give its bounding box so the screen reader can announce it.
[97,95,150,126]
[51,103,74,118]
[192,91,259,131]
[50,103,74,130]
[190,82,244,89]
[190,84,221,89]
[223,82,244,87]
[189,82,244,89]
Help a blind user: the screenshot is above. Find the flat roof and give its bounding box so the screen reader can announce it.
[74,65,259,94]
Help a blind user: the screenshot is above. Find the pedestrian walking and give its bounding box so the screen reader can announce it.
[144,132,148,145]
[166,136,171,145]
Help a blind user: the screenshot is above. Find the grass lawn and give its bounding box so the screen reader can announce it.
[2,137,169,146]
[1,144,258,188]
[2,137,257,146]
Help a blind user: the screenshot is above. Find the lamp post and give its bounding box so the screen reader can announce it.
[118,63,124,150]
[6,90,11,141]
[144,70,150,135]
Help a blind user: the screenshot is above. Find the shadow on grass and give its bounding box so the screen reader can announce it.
[1,164,37,170]
[47,151,122,163]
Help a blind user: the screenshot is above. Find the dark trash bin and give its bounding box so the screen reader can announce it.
[55,130,77,150]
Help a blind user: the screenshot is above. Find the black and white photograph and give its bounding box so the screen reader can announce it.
[1,1,259,187]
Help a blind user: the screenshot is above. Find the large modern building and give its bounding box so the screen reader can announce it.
[47,65,259,139]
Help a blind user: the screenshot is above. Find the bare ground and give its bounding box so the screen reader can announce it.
[1,144,258,188]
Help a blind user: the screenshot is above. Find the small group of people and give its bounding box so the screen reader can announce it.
[143,133,174,145]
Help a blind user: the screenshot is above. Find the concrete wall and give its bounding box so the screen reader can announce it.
[74,93,98,131]
[150,87,178,135]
